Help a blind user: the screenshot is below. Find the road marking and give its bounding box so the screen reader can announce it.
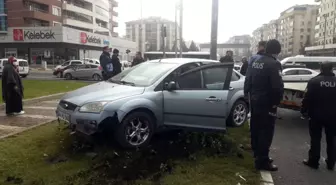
[24,106,56,110]
[0,125,24,131]
[0,113,55,120]
[260,171,274,184]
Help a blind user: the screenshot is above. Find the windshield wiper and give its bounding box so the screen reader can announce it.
[108,79,135,86]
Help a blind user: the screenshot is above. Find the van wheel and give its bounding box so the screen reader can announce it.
[92,74,102,81]
[227,100,248,127]
[21,75,27,78]
[114,111,155,149]
[64,73,72,80]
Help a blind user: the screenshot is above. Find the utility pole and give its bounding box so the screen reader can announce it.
[179,0,183,58]
[323,14,327,49]
[162,25,167,58]
[210,0,219,60]
[139,0,143,53]
[175,2,178,58]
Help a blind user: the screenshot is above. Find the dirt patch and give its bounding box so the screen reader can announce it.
[62,130,242,185]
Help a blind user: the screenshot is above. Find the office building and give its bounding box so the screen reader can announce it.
[250,25,266,54]
[125,16,179,53]
[314,0,336,46]
[226,35,251,60]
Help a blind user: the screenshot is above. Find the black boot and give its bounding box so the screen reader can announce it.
[255,160,278,171]
[325,159,335,171]
[303,159,319,169]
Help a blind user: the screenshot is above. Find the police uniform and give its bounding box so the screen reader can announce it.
[301,67,336,170]
[244,52,284,171]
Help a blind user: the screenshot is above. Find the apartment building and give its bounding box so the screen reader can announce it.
[225,35,251,60]
[125,17,179,53]
[108,0,118,37]
[264,20,279,41]
[250,25,266,54]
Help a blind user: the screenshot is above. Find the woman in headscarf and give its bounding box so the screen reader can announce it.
[1,56,24,116]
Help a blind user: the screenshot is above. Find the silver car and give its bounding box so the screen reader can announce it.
[63,64,102,81]
[56,58,248,148]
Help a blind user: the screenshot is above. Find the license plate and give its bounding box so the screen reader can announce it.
[20,68,24,71]
[57,111,70,123]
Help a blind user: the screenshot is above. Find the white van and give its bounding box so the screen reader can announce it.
[280,56,336,70]
[0,58,29,78]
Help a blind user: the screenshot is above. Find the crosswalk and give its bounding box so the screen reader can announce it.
[0,99,59,139]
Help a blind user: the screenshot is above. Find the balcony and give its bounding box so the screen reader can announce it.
[63,17,93,29]
[62,3,93,17]
[111,0,118,7]
[111,20,118,27]
[21,6,56,22]
[111,9,118,16]
[111,32,118,37]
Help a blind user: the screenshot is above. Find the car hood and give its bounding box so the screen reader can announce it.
[61,82,145,106]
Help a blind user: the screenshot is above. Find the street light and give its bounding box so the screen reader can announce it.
[210,0,219,60]
[323,14,327,49]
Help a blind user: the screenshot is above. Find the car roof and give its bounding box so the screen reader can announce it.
[0,58,27,61]
[284,68,313,71]
[147,58,219,65]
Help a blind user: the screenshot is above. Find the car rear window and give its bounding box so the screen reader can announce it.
[19,61,28,66]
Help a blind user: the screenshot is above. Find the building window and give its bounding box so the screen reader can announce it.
[53,21,61,27]
[52,6,61,16]
[0,16,7,31]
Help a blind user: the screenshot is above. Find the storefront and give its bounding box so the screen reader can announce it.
[305,44,336,56]
[0,27,137,65]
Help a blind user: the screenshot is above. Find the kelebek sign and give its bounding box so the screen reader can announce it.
[13,29,55,41]
[80,32,101,44]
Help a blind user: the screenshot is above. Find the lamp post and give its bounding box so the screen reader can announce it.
[179,0,183,58]
[210,0,219,60]
[323,14,327,49]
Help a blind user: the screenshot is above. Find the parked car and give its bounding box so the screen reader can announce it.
[54,60,83,71]
[53,64,79,78]
[56,58,248,148]
[281,68,319,82]
[83,58,100,65]
[63,64,102,81]
[0,58,29,78]
[234,64,241,71]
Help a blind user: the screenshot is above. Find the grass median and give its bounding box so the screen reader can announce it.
[0,80,89,103]
[0,122,259,185]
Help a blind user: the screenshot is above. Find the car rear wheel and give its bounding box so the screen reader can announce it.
[92,74,101,81]
[114,111,155,149]
[64,73,72,80]
[227,100,248,127]
[21,75,27,78]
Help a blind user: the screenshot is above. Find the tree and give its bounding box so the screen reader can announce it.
[181,40,189,52]
[188,41,199,51]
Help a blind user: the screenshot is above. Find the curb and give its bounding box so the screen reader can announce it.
[260,171,274,185]
[0,93,65,111]
[0,119,56,140]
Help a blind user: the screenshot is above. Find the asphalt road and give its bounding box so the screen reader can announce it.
[271,108,334,185]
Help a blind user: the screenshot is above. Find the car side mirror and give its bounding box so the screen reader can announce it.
[166,81,177,91]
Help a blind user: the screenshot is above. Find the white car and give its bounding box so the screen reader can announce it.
[282,68,319,82]
[83,58,100,65]
[54,60,83,71]
[234,64,241,71]
[0,58,29,78]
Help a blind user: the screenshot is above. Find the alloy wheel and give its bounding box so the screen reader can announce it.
[125,117,150,146]
[233,103,247,126]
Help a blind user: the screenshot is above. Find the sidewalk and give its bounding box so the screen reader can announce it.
[0,100,58,139]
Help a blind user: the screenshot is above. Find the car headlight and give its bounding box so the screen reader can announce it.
[79,102,108,113]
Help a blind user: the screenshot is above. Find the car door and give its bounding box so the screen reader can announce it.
[71,65,85,78]
[76,65,91,78]
[283,69,299,81]
[163,63,233,131]
[298,69,313,81]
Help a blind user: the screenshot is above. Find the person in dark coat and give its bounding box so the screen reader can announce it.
[239,56,248,76]
[244,39,284,171]
[111,49,122,76]
[132,51,145,67]
[99,46,113,80]
[219,50,234,63]
[2,56,24,116]
[301,61,336,171]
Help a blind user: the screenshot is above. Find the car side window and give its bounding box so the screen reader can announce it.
[90,65,98,68]
[164,63,199,83]
[62,62,70,66]
[231,71,240,81]
[298,70,312,75]
[176,70,202,90]
[284,70,298,75]
[202,66,228,90]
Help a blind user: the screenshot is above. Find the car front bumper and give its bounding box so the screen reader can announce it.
[56,105,124,135]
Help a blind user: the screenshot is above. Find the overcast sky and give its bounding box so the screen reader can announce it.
[116,0,318,43]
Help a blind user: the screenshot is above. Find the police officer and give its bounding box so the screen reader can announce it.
[244,39,284,171]
[301,61,336,171]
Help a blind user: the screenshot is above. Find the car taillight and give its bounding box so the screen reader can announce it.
[98,66,102,70]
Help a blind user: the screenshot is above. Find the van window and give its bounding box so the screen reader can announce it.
[296,61,320,70]
[19,61,28,67]
[2,60,8,65]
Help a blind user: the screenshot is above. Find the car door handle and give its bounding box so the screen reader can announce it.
[229,87,234,91]
[206,96,222,102]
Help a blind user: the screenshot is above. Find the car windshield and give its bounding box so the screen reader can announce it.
[109,62,178,86]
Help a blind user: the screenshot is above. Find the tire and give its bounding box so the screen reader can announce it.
[21,75,27,78]
[227,100,248,127]
[92,74,102,81]
[64,73,72,80]
[114,111,155,149]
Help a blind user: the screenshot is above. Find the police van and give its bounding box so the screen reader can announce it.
[0,58,30,78]
[280,56,336,70]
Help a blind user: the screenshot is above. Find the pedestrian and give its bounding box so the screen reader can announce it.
[239,56,248,76]
[244,39,284,171]
[99,46,113,80]
[301,61,336,171]
[248,41,267,66]
[111,48,122,76]
[2,56,25,116]
[219,50,234,63]
[132,51,145,67]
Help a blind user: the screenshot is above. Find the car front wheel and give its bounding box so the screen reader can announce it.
[64,73,72,80]
[227,100,248,127]
[114,111,155,149]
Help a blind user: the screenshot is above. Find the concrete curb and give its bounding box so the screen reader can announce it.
[260,171,274,185]
[0,93,65,111]
[0,119,56,140]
